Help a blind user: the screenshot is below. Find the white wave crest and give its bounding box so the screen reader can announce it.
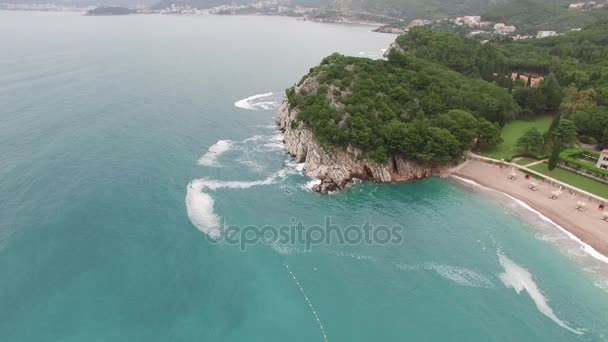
[234,92,281,111]
[198,140,233,167]
[242,133,285,152]
[196,176,276,191]
[498,253,584,335]
[301,179,321,191]
[185,170,290,237]
[451,175,608,265]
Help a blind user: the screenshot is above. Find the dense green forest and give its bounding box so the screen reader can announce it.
[287,22,608,164]
[286,52,509,163]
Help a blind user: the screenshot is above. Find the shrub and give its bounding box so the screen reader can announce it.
[559,148,608,178]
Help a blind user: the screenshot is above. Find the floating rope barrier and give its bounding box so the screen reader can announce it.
[285,264,328,342]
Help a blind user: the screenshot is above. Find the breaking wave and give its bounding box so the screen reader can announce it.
[498,253,584,335]
[234,92,282,111]
[301,178,321,191]
[185,169,292,238]
[451,175,608,265]
[198,140,233,167]
[197,133,285,171]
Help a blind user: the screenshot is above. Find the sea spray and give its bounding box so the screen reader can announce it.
[498,253,584,335]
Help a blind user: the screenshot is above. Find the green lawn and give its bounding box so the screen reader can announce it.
[515,157,537,166]
[529,163,608,199]
[481,116,553,160]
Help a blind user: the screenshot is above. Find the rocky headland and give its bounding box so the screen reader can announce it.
[276,75,450,194]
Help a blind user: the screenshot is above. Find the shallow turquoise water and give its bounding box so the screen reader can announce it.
[1,11,608,341]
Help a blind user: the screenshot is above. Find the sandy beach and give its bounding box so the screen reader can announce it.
[453,159,608,260]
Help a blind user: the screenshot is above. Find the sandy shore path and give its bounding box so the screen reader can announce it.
[452,159,608,261]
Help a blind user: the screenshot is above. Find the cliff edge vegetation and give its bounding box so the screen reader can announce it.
[284,50,509,165]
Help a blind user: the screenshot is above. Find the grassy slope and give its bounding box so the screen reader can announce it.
[481,116,553,160]
[530,162,608,198]
[515,157,537,165]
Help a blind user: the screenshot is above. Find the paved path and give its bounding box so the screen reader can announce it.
[523,159,547,167]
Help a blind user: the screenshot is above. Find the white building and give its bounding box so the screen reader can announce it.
[407,19,433,28]
[537,30,557,38]
[569,2,586,10]
[455,15,482,27]
[494,23,516,34]
[597,150,608,170]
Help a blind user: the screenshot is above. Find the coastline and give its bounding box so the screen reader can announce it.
[452,159,608,262]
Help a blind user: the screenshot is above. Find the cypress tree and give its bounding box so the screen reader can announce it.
[548,139,561,170]
[548,113,561,134]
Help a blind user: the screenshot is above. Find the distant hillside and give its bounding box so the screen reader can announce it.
[0,0,156,6]
[86,5,136,14]
[314,0,608,33]
[150,0,329,10]
[483,0,608,33]
[321,0,494,20]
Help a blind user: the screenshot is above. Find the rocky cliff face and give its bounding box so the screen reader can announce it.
[276,79,450,193]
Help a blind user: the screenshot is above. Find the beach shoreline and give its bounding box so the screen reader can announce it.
[452,159,608,262]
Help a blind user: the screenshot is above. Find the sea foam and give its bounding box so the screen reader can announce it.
[234,92,281,111]
[396,262,494,288]
[185,179,221,239]
[427,263,494,288]
[185,170,288,238]
[197,140,233,167]
[498,253,584,335]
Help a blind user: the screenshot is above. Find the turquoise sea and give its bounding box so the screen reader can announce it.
[1,11,608,341]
